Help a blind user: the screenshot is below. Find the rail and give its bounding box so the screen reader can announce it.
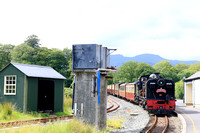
[0,115,73,128]
[107,97,120,113]
[145,115,168,133]
[107,99,114,110]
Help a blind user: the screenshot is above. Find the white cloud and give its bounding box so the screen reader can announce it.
[0,0,200,60]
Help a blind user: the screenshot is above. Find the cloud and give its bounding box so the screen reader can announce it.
[1,0,200,60]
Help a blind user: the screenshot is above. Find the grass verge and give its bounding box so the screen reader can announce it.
[2,119,108,133]
[0,102,49,123]
[107,118,125,130]
[0,97,72,123]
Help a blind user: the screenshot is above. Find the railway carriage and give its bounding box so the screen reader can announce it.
[125,83,136,101]
[114,84,120,96]
[111,84,115,95]
[119,83,127,98]
[107,84,112,94]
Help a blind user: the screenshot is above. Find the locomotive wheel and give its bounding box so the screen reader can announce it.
[135,98,139,105]
[140,101,143,107]
[142,101,145,108]
[145,104,147,110]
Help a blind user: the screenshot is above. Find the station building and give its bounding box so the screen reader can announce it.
[0,62,66,113]
[184,71,200,108]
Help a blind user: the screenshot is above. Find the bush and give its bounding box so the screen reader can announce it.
[107,118,124,130]
[55,97,72,117]
[64,87,73,98]
[0,103,54,122]
[175,80,184,99]
[0,102,14,120]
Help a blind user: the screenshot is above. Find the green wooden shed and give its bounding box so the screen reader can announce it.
[0,62,66,113]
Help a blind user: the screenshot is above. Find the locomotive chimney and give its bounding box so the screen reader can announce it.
[154,72,160,78]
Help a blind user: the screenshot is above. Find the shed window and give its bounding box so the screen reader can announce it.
[4,75,16,95]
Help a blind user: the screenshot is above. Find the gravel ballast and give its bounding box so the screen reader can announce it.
[107,95,149,133]
[107,95,183,133]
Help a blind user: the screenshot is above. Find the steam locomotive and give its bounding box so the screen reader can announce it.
[107,73,176,114]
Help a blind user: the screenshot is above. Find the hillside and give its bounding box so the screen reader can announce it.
[110,54,200,67]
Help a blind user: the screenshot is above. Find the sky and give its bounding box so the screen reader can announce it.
[1,0,200,61]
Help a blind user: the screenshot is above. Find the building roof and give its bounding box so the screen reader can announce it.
[10,62,66,79]
[185,71,200,81]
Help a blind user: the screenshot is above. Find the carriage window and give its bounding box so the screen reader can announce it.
[4,75,16,95]
[121,86,125,91]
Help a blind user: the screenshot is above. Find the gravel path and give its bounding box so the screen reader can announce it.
[107,95,149,133]
[167,115,182,133]
[107,95,182,133]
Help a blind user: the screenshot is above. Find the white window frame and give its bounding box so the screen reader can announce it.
[4,75,17,95]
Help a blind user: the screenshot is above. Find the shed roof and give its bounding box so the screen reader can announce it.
[185,71,200,81]
[10,62,66,79]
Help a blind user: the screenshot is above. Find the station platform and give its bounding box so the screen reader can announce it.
[176,100,200,133]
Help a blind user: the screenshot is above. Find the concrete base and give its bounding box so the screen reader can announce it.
[185,103,193,106]
[73,70,107,129]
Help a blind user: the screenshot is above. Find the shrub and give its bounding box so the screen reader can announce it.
[175,80,184,99]
[107,118,124,130]
[55,97,72,117]
[0,102,15,120]
[64,87,73,98]
[0,103,52,122]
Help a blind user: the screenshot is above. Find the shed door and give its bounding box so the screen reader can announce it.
[38,80,54,112]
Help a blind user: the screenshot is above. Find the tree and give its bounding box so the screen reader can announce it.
[117,61,138,83]
[63,47,72,63]
[11,43,73,87]
[177,63,200,80]
[63,48,73,87]
[48,48,67,71]
[174,63,189,72]
[153,60,173,72]
[0,44,15,69]
[178,69,196,79]
[188,62,200,71]
[107,71,119,85]
[11,44,35,64]
[175,63,190,80]
[24,35,40,48]
[32,47,51,66]
[47,48,73,87]
[135,62,155,76]
[175,80,184,99]
[153,60,179,82]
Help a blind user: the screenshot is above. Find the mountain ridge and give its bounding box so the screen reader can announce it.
[110,54,200,67]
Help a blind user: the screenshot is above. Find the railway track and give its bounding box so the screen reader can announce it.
[145,115,168,133]
[107,96,120,113]
[0,115,73,128]
[107,98,114,110]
